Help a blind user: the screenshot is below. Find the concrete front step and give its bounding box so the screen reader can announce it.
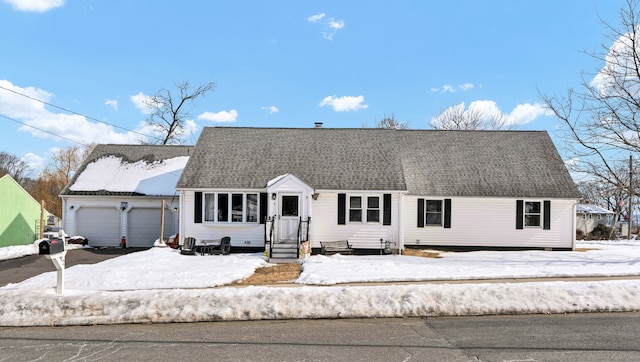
[269,241,299,262]
[268,257,300,263]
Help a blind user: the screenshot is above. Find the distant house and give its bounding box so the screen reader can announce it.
[60,145,193,247]
[0,174,42,247]
[176,127,581,259]
[576,203,615,235]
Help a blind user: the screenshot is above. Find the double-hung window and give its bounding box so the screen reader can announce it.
[425,200,443,226]
[349,196,362,222]
[516,200,550,230]
[203,192,259,223]
[348,195,381,223]
[417,198,451,228]
[338,193,392,226]
[367,196,380,222]
[524,201,541,227]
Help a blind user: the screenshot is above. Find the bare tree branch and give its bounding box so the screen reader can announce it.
[541,0,640,196]
[430,102,515,130]
[144,81,216,144]
[0,151,30,185]
[375,113,410,129]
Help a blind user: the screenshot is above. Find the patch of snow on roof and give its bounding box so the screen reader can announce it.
[576,204,614,214]
[69,156,188,195]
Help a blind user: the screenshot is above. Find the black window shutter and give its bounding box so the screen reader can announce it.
[444,198,452,229]
[383,194,392,225]
[516,200,523,229]
[337,193,346,225]
[259,192,267,224]
[417,198,425,228]
[543,200,551,230]
[194,192,202,224]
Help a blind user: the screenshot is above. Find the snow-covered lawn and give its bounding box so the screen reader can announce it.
[1,240,639,326]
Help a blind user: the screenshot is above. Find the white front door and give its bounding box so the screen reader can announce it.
[278,194,300,242]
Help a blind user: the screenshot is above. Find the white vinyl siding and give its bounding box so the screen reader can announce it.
[310,192,400,249]
[181,190,265,247]
[403,196,575,249]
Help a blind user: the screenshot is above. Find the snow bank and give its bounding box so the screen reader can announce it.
[1,281,639,326]
[1,240,640,326]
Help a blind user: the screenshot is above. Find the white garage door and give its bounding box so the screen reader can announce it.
[76,207,121,247]
[128,208,173,247]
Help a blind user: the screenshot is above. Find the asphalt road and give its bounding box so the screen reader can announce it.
[0,247,148,287]
[1,314,639,361]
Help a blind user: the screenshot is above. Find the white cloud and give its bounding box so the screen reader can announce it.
[20,152,45,177]
[308,12,344,40]
[262,105,279,114]
[105,99,118,111]
[441,84,455,93]
[130,92,159,115]
[0,80,155,145]
[197,109,238,123]
[319,95,368,112]
[4,0,64,12]
[182,119,200,138]
[328,19,345,30]
[507,102,552,125]
[307,13,325,22]
[591,29,640,97]
[0,79,51,119]
[432,83,475,93]
[431,100,551,129]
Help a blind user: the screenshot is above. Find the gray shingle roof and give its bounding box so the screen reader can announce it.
[177,127,580,199]
[61,144,193,196]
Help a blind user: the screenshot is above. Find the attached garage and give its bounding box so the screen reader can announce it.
[76,207,121,247]
[60,144,193,248]
[128,208,174,247]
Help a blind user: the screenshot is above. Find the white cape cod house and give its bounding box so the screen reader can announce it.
[176,127,581,260]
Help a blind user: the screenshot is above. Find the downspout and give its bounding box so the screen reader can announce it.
[178,190,186,246]
[572,200,578,250]
[398,193,404,255]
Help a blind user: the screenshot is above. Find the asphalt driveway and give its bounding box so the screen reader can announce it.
[0,247,148,287]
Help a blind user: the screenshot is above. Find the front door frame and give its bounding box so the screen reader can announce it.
[277,193,301,242]
[266,174,314,244]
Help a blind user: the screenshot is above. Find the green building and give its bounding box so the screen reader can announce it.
[0,174,41,247]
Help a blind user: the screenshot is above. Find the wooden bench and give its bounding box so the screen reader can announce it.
[320,240,353,255]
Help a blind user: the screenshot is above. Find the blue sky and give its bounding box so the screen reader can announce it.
[0,0,624,175]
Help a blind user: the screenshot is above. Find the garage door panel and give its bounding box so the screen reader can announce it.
[76,208,120,247]
[128,209,173,247]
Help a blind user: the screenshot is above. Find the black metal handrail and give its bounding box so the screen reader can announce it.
[297,217,311,258]
[264,216,275,258]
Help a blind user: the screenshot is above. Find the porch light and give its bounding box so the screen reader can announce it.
[272,193,277,200]
[312,193,319,200]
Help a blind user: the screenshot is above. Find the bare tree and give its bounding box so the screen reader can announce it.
[431,102,513,130]
[29,146,86,217]
[541,0,640,193]
[0,151,30,185]
[144,81,215,145]
[376,113,409,129]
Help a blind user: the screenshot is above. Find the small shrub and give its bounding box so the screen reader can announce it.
[590,224,613,240]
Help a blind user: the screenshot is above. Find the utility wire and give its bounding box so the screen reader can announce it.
[0,92,187,180]
[0,83,164,143]
[0,113,89,147]
[2,112,187,181]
